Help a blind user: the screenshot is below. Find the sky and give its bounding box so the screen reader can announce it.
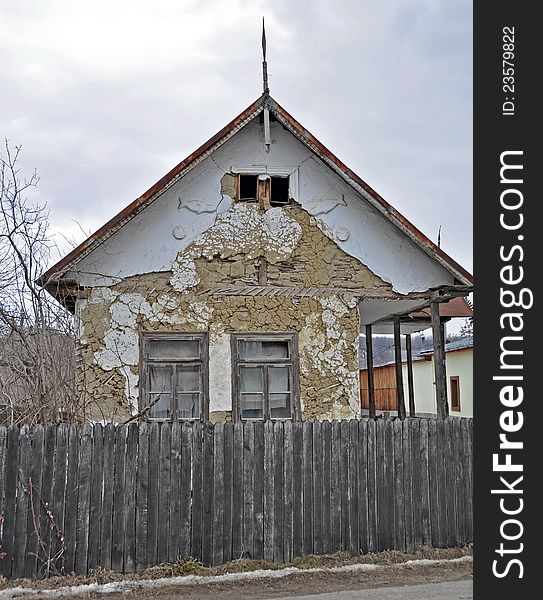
[0,0,472,279]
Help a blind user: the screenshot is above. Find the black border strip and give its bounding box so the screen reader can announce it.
[474,2,539,596]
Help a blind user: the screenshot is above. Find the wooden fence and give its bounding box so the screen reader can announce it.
[0,418,472,579]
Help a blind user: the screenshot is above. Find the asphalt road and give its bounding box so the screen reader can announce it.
[269,579,473,600]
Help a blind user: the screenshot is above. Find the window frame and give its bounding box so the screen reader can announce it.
[230,165,299,203]
[140,332,209,422]
[237,174,258,201]
[231,332,300,422]
[269,175,290,206]
[449,375,461,411]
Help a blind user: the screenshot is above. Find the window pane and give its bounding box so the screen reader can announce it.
[240,366,263,393]
[149,393,171,419]
[148,365,172,418]
[268,366,290,393]
[451,378,460,410]
[239,340,289,360]
[239,174,257,199]
[269,393,291,419]
[177,392,200,419]
[241,393,264,419]
[270,176,289,206]
[149,365,172,393]
[148,339,200,360]
[177,365,200,392]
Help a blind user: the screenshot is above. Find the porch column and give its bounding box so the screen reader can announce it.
[365,325,376,419]
[405,333,416,417]
[431,301,449,418]
[393,316,406,419]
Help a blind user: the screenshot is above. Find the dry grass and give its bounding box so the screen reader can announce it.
[0,546,473,591]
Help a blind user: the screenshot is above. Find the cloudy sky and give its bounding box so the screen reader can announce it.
[1,0,472,275]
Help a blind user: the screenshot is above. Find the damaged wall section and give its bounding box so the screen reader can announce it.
[76,203,389,422]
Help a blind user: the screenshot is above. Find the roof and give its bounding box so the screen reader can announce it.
[41,94,473,287]
[419,335,473,356]
[360,335,473,371]
[444,335,473,352]
[409,296,473,319]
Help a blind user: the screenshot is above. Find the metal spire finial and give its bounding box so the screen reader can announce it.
[262,17,269,94]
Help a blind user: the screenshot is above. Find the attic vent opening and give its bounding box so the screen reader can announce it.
[238,174,258,201]
[236,173,291,207]
[270,176,289,206]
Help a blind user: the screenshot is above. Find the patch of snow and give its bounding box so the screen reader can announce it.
[0,556,472,599]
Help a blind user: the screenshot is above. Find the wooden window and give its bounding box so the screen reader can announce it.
[232,333,299,421]
[270,176,290,206]
[141,333,208,421]
[450,375,461,411]
[236,173,291,206]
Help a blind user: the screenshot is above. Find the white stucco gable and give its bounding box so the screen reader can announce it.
[42,94,471,302]
[63,116,458,294]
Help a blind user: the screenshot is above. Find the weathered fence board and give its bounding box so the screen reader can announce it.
[253,421,265,561]
[51,424,68,574]
[282,420,293,563]
[366,418,377,553]
[178,423,193,561]
[157,423,171,564]
[100,424,115,570]
[135,423,150,571]
[75,423,92,575]
[124,424,138,572]
[222,423,234,563]
[0,418,473,578]
[201,422,214,565]
[12,426,30,578]
[320,420,332,555]
[1,427,20,578]
[64,424,80,575]
[231,422,243,559]
[25,424,44,578]
[211,422,224,566]
[272,421,284,562]
[111,424,126,572]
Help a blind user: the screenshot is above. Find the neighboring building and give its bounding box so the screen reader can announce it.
[41,93,472,423]
[360,336,473,417]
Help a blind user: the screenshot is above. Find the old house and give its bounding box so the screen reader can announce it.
[41,89,472,423]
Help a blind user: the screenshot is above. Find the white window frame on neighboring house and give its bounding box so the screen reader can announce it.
[449,375,461,412]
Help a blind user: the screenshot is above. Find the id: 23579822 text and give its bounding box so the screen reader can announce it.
[502,26,516,116]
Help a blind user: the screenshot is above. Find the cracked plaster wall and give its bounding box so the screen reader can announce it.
[76,203,387,422]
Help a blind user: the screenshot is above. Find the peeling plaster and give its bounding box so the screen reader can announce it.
[85,286,214,412]
[208,329,232,413]
[78,202,377,421]
[170,203,302,292]
[299,295,360,420]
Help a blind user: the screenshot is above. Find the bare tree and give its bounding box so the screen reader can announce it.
[0,141,78,425]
